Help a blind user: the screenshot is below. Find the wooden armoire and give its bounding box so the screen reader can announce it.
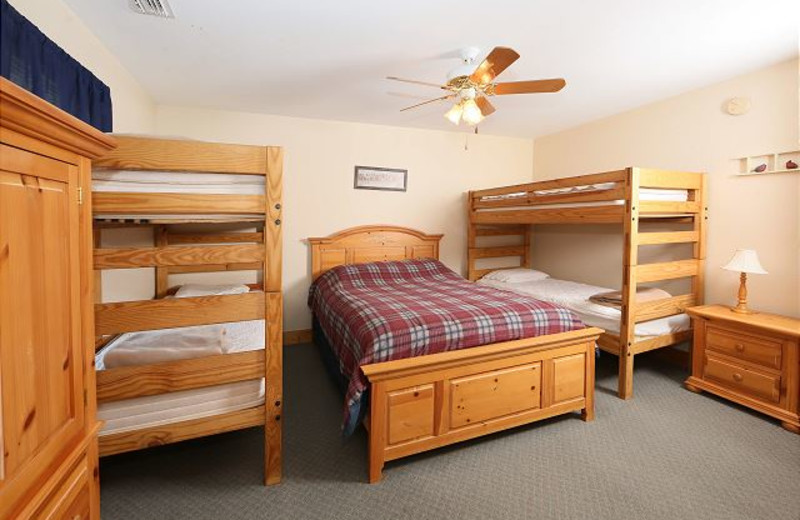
[0,78,116,519]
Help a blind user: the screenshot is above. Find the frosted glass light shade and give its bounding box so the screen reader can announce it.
[444,103,463,125]
[722,249,767,275]
[461,99,483,126]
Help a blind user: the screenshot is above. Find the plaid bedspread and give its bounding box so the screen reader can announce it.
[308,259,584,435]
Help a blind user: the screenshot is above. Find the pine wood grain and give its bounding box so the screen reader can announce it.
[93,136,268,174]
[94,292,266,335]
[94,244,265,269]
[309,225,442,280]
[96,350,265,402]
[93,192,266,215]
[99,407,266,456]
[0,77,114,520]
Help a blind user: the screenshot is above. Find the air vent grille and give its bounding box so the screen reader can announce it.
[129,0,174,18]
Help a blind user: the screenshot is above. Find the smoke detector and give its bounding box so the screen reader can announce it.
[129,0,174,18]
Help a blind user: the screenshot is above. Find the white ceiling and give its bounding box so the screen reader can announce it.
[64,0,799,138]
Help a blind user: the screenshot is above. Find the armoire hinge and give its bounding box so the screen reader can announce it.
[78,187,84,205]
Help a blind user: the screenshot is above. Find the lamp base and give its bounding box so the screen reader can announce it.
[730,305,755,315]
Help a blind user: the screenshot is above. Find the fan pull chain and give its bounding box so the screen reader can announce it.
[464,125,479,151]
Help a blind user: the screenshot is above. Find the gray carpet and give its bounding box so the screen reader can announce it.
[100,344,800,520]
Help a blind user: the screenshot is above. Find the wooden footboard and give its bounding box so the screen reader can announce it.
[361,327,602,483]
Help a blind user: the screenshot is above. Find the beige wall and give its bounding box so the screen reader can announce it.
[531,59,800,317]
[152,106,534,330]
[8,0,156,133]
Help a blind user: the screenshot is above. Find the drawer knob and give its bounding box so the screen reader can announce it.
[735,343,745,352]
[732,373,744,382]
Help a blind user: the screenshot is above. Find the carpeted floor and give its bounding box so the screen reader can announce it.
[100,344,800,520]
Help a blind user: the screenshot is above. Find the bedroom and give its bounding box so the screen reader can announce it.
[0,0,798,519]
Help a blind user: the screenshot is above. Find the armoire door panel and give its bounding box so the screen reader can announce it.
[0,150,84,490]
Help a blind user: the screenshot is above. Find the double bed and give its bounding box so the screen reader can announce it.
[307,225,602,482]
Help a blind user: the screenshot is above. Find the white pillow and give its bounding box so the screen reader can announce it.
[482,268,549,284]
[174,283,251,298]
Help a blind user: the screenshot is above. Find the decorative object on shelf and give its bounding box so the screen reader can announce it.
[721,249,767,314]
[724,96,751,116]
[354,166,407,192]
[737,149,800,176]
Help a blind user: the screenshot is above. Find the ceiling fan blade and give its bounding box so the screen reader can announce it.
[469,47,520,85]
[493,78,566,95]
[475,96,496,116]
[399,94,456,112]
[386,76,447,89]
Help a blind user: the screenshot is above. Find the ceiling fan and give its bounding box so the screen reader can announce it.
[388,46,566,126]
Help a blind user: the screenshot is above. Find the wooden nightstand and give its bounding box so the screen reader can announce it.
[685,305,800,433]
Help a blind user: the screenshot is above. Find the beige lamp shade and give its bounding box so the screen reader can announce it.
[722,249,767,274]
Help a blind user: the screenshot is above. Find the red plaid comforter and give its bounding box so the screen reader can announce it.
[308,258,584,434]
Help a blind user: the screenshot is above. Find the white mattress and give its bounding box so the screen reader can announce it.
[478,183,688,207]
[92,170,265,221]
[92,170,265,195]
[477,277,690,339]
[97,319,266,436]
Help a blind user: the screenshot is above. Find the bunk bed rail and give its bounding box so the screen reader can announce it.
[469,168,704,223]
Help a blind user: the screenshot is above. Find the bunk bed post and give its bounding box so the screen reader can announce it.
[466,191,478,281]
[618,167,641,399]
[692,175,708,305]
[522,225,532,269]
[94,227,102,303]
[154,225,169,298]
[264,146,284,485]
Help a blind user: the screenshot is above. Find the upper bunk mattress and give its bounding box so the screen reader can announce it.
[92,170,265,221]
[477,182,688,209]
[92,170,265,195]
[308,258,584,435]
[477,277,690,339]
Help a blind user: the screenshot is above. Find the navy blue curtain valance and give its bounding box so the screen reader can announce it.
[1,0,112,131]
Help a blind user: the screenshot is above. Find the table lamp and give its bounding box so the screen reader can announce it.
[721,249,767,314]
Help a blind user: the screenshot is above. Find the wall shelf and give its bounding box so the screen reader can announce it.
[738,149,799,176]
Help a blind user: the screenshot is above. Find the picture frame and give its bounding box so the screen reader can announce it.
[353,166,407,192]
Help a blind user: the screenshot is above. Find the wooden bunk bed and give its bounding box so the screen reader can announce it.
[308,225,602,482]
[90,136,284,485]
[467,167,708,399]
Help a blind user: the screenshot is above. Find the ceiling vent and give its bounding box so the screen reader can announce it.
[129,0,174,18]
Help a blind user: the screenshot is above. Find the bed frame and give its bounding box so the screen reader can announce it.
[308,225,602,483]
[91,136,284,485]
[467,167,708,400]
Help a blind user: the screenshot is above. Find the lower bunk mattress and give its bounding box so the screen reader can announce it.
[308,258,585,436]
[96,319,265,436]
[476,277,690,338]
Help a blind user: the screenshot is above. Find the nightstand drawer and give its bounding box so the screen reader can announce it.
[704,355,780,403]
[706,326,782,369]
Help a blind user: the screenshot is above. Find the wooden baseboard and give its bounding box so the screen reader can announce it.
[283,329,312,346]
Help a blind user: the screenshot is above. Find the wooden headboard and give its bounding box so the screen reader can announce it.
[308,225,443,280]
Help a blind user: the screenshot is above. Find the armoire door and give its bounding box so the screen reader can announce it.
[0,143,85,512]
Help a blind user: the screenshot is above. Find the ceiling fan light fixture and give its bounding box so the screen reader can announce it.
[444,103,463,125]
[461,99,483,126]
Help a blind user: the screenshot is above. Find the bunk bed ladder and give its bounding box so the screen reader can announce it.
[619,168,708,400]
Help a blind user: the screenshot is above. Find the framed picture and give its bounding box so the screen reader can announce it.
[353,166,407,192]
